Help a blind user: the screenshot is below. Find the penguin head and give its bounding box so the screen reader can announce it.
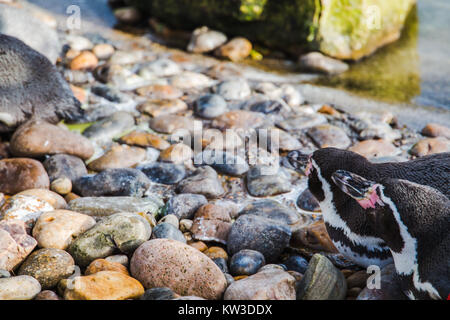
[287,148,371,202]
[331,170,405,251]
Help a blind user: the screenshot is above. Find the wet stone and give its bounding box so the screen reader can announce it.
[249,100,284,114]
[158,214,179,229]
[73,168,151,197]
[421,123,450,139]
[138,99,187,117]
[159,143,193,164]
[213,257,229,274]
[137,162,186,185]
[152,222,186,243]
[357,264,407,300]
[191,204,232,245]
[283,255,309,274]
[215,37,252,62]
[227,214,292,263]
[409,137,450,157]
[194,149,249,176]
[35,290,61,300]
[194,94,228,119]
[68,196,164,218]
[246,165,292,197]
[85,258,129,276]
[212,110,265,130]
[162,194,208,220]
[291,221,338,253]
[176,166,225,199]
[18,248,75,289]
[140,287,179,300]
[136,84,183,100]
[229,250,266,276]
[239,199,301,226]
[296,189,321,212]
[118,130,170,150]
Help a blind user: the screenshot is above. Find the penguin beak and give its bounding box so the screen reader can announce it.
[286,151,311,176]
[332,170,385,209]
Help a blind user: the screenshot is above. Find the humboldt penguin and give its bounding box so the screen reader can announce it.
[332,170,449,300]
[0,34,84,132]
[286,148,449,267]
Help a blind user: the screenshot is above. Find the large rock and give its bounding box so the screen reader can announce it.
[130,239,227,299]
[0,4,59,63]
[0,34,82,133]
[224,268,296,300]
[130,0,416,60]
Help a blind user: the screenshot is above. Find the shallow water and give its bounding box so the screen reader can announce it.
[27,0,450,128]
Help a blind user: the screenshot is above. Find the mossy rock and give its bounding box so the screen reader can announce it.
[128,0,416,60]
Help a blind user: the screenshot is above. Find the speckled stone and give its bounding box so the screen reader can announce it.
[176,166,225,199]
[0,158,50,195]
[43,154,88,183]
[0,275,41,300]
[87,144,146,171]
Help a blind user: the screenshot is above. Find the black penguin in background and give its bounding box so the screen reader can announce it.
[332,170,449,300]
[0,34,84,132]
[287,148,449,268]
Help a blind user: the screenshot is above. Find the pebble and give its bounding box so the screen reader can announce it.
[307,124,351,149]
[246,165,292,197]
[139,58,181,77]
[50,177,72,195]
[69,212,151,266]
[136,84,183,100]
[35,290,61,300]
[85,258,129,276]
[109,50,146,65]
[0,275,41,300]
[70,51,99,70]
[215,79,251,100]
[346,270,370,289]
[63,271,144,300]
[258,128,302,151]
[176,166,225,199]
[277,113,327,131]
[68,196,164,218]
[296,254,347,300]
[229,250,266,276]
[159,143,193,164]
[66,35,93,51]
[239,199,301,227]
[152,222,186,243]
[213,257,229,274]
[130,239,227,300]
[191,204,232,244]
[299,52,349,75]
[296,188,321,212]
[291,221,338,253]
[409,137,450,157]
[83,111,135,145]
[204,247,229,260]
[0,219,37,271]
[224,268,296,300]
[140,287,179,300]
[92,43,115,60]
[421,123,450,139]
[283,255,309,274]
[32,210,96,250]
[118,130,170,150]
[194,149,249,176]
[138,99,187,117]
[158,214,179,229]
[227,214,292,263]
[114,7,142,24]
[150,115,197,134]
[0,158,50,194]
[215,37,252,62]
[105,254,129,267]
[18,248,75,289]
[16,189,67,209]
[88,144,146,171]
[357,264,407,300]
[162,193,208,220]
[43,154,88,183]
[187,26,227,53]
[10,120,94,160]
[179,219,193,233]
[170,71,213,90]
[0,270,10,278]
[73,168,151,197]
[138,162,186,185]
[349,139,400,159]
[212,110,265,130]
[194,94,228,119]
[0,195,54,230]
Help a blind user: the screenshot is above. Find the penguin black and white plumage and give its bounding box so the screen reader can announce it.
[286,148,450,268]
[332,170,450,300]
